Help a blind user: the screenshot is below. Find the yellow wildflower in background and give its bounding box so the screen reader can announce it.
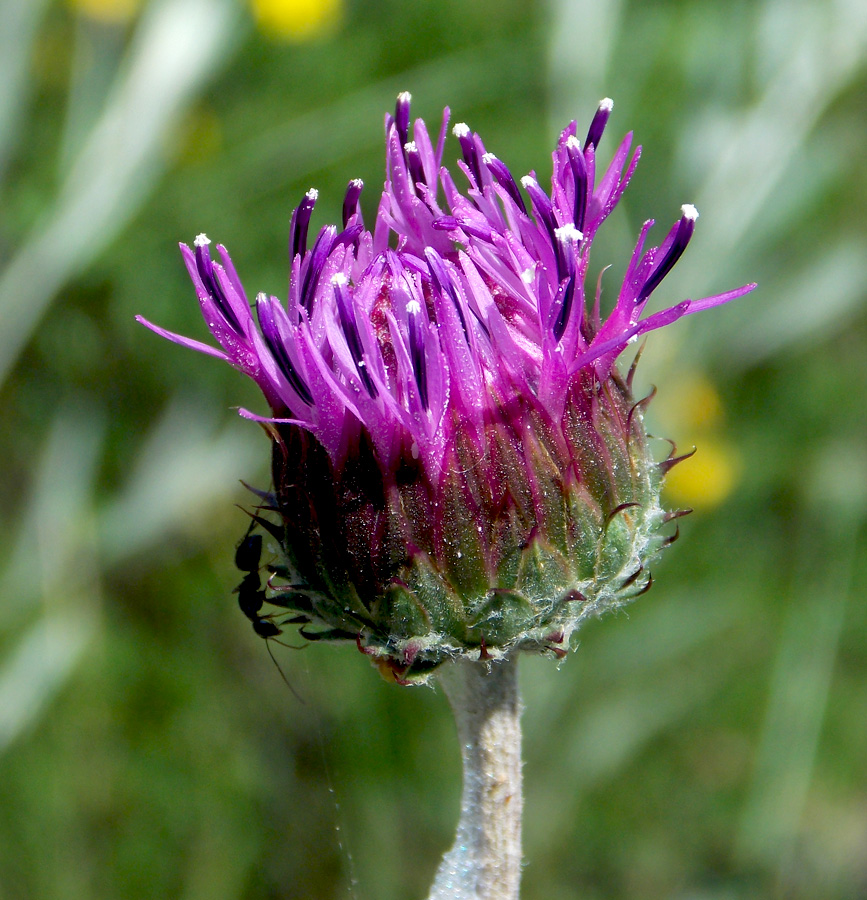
[655,373,741,509]
[67,0,142,24]
[665,438,741,509]
[250,0,342,40]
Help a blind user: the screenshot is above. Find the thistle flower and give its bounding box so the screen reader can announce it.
[138,93,755,683]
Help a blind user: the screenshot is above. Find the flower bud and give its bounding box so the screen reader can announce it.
[138,94,755,683]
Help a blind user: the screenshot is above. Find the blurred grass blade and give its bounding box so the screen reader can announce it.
[98,397,262,562]
[545,0,623,130]
[227,38,539,197]
[0,409,104,754]
[0,614,94,755]
[0,0,51,182]
[671,0,867,296]
[0,0,241,388]
[59,13,127,174]
[0,408,105,621]
[734,527,855,875]
[729,240,867,365]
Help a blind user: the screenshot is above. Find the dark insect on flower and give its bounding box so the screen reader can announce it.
[232,523,305,698]
[139,93,755,683]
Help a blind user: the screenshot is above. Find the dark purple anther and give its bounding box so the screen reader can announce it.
[194,233,215,288]
[395,91,412,151]
[256,294,314,405]
[635,205,698,305]
[332,274,378,398]
[432,215,494,241]
[194,234,242,333]
[585,97,614,151]
[300,224,336,310]
[551,224,581,340]
[483,154,527,215]
[342,179,364,228]
[453,123,483,188]
[432,216,460,231]
[565,136,588,233]
[404,141,426,189]
[406,297,429,410]
[290,189,318,260]
[521,176,559,249]
[425,247,469,342]
[332,223,364,250]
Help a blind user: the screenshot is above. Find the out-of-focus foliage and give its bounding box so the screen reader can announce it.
[0,0,864,898]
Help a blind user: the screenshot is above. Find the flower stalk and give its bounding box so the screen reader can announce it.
[429,657,523,900]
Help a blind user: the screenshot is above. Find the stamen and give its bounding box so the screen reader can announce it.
[554,223,583,244]
[635,205,699,305]
[405,294,429,410]
[256,293,313,406]
[483,153,527,214]
[552,226,581,340]
[395,91,412,149]
[193,236,242,333]
[290,188,318,260]
[404,140,426,188]
[342,179,364,228]
[425,246,470,344]
[453,122,482,187]
[300,224,335,310]
[565,135,588,232]
[332,274,377,398]
[585,97,614,151]
[521,175,558,249]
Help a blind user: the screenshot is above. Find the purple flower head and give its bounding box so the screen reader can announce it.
[138,94,755,682]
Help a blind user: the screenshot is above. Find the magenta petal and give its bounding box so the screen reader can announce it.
[142,93,754,485]
[136,315,229,361]
[685,282,758,313]
[237,407,309,426]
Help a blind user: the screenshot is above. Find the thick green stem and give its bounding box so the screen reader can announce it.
[427,656,523,900]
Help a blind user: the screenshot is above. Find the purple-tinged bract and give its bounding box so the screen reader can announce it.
[138,94,755,683]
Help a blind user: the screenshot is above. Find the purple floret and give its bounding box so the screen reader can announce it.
[137,94,756,483]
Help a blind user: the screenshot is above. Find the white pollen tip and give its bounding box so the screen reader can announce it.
[350,178,363,188]
[681,203,699,220]
[599,97,614,111]
[555,223,583,243]
[453,123,470,138]
[406,299,421,315]
[520,175,535,188]
[404,140,418,153]
[521,266,535,284]
[481,152,497,164]
[255,291,268,304]
[397,90,411,103]
[306,188,319,200]
[194,233,210,247]
[331,273,348,286]
[566,135,581,149]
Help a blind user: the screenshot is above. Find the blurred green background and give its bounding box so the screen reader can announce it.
[1,0,865,897]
